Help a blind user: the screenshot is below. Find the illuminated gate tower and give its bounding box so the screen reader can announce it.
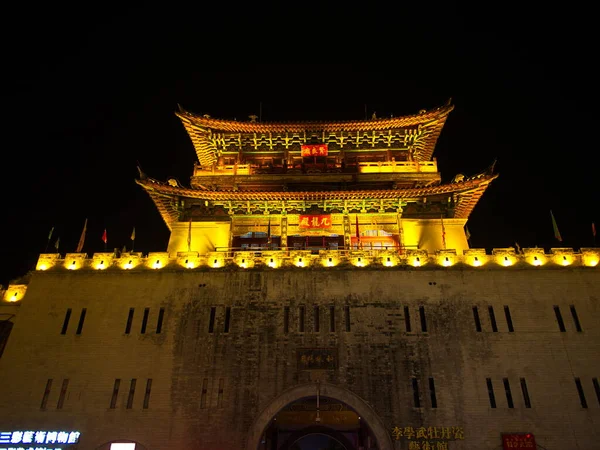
[137,102,497,260]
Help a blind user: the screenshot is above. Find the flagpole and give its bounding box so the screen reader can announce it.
[45,227,54,252]
[130,227,136,253]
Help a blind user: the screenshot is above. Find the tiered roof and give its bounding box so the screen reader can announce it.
[176,103,454,166]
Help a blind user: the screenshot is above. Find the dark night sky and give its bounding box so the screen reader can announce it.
[1,5,598,286]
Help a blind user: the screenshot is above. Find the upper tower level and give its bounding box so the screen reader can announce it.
[176,102,454,193]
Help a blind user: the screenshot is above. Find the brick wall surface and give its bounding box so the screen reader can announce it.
[0,266,598,449]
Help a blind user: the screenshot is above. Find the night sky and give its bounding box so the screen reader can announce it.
[2,6,598,286]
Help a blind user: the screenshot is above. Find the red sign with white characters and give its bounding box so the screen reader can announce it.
[298,215,332,229]
[502,433,537,449]
[301,144,328,157]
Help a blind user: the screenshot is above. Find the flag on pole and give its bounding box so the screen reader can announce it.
[441,215,447,249]
[130,227,136,241]
[550,210,562,242]
[187,217,192,252]
[465,225,471,241]
[593,222,596,237]
[515,242,522,254]
[54,237,60,251]
[102,229,107,244]
[76,218,88,253]
[48,227,54,240]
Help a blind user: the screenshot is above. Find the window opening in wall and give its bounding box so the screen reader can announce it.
[520,378,531,408]
[570,305,582,332]
[299,306,305,332]
[61,308,72,335]
[110,379,121,409]
[575,377,588,408]
[488,306,498,332]
[217,378,224,408]
[504,306,514,332]
[429,377,437,408]
[141,308,149,334]
[404,306,411,332]
[473,307,482,332]
[201,378,208,409]
[208,307,216,333]
[283,306,289,334]
[412,378,421,408]
[126,379,136,409]
[125,308,134,334]
[156,308,165,333]
[224,307,231,333]
[330,306,335,332]
[554,306,566,332]
[40,379,52,410]
[486,378,496,408]
[143,379,152,409]
[592,378,600,406]
[419,306,427,332]
[75,308,87,335]
[345,306,351,332]
[57,379,69,409]
[503,378,514,408]
[314,306,320,332]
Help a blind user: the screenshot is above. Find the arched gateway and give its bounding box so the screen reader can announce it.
[246,383,393,450]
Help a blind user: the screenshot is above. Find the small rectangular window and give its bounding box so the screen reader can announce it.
[314,306,320,333]
[299,306,305,332]
[141,308,149,334]
[126,379,136,409]
[156,308,165,333]
[110,379,120,409]
[143,379,152,409]
[428,377,437,408]
[224,307,231,333]
[345,306,351,332]
[570,305,582,332]
[412,378,421,408]
[592,378,600,406]
[57,379,69,409]
[283,306,289,334]
[554,306,566,332]
[419,306,427,332]
[201,378,208,409]
[520,378,531,408]
[208,307,216,333]
[488,306,498,332]
[504,306,514,332]
[575,377,588,408]
[217,378,224,408]
[404,306,411,332]
[329,306,335,332]
[503,378,514,408]
[61,308,72,335]
[125,308,134,334]
[40,379,52,410]
[473,307,482,332]
[486,378,496,408]
[75,308,87,335]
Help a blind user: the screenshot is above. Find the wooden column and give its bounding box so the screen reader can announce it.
[280,216,288,251]
[343,214,351,250]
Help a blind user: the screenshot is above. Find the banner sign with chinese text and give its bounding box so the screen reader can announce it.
[502,433,536,449]
[0,430,80,450]
[297,348,337,370]
[298,215,332,229]
[391,426,464,449]
[301,144,328,157]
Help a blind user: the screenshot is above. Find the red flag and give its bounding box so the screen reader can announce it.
[355,215,361,248]
[593,222,596,237]
[102,229,107,244]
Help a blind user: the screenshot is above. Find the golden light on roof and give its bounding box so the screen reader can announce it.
[3,285,27,303]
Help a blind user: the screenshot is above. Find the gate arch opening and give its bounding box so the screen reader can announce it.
[246,383,393,450]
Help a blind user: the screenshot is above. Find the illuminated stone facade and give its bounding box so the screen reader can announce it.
[0,105,599,450]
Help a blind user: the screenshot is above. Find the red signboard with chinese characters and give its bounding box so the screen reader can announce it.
[298,215,332,229]
[301,144,328,157]
[502,433,537,449]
